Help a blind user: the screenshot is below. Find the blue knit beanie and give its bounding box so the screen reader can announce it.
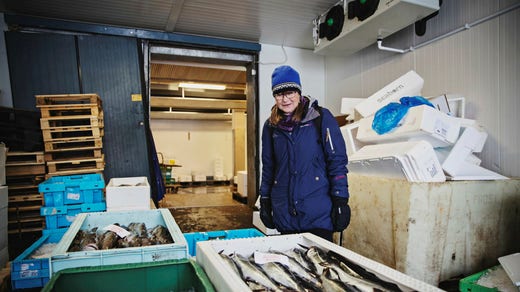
[271,65,302,95]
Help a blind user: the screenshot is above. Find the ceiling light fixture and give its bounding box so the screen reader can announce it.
[178,82,226,90]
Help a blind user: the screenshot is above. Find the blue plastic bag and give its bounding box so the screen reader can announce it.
[372,96,433,134]
[372,102,408,134]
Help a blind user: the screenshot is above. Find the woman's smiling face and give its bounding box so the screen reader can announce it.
[274,90,300,113]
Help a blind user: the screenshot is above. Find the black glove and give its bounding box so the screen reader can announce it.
[260,197,275,229]
[331,196,350,232]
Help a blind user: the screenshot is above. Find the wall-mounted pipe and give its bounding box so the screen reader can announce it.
[377,2,520,54]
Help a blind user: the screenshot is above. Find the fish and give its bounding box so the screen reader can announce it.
[304,246,329,276]
[327,250,402,292]
[321,267,360,292]
[285,248,314,272]
[230,253,281,291]
[149,225,173,244]
[128,222,147,237]
[99,230,119,249]
[218,251,241,277]
[270,250,322,291]
[256,260,305,291]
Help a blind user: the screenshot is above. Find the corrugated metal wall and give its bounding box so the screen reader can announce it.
[5,32,80,110]
[325,0,520,177]
[77,35,150,181]
[5,32,151,181]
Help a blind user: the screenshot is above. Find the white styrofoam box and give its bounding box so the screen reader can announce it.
[0,185,6,209]
[340,97,365,120]
[0,246,8,269]
[236,170,247,197]
[214,158,224,177]
[441,126,508,180]
[106,176,150,212]
[252,211,280,235]
[340,121,366,156]
[349,141,446,182]
[0,143,5,186]
[196,233,443,292]
[51,209,188,274]
[345,173,520,286]
[213,175,227,181]
[356,105,461,148]
[355,70,424,118]
[178,174,192,182]
[192,173,206,182]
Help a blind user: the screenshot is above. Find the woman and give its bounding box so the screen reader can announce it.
[259,65,350,242]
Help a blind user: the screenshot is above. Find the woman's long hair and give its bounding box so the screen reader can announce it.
[269,96,307,126]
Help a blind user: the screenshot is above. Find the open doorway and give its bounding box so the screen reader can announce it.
[145,44,258,208]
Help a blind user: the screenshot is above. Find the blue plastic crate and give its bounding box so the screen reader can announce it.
[11,229,67,290]
[183,228,264,256]
[41,202,106,229]
[38,174,105,207]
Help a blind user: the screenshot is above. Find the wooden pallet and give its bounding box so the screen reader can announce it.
[8,193,44,205]
[45,148,103,161]
[8,216,44,234]
[5,164,46,177]
[35,93,101,106]
[42,126,104,141]
[8,194,45,234]
[40,114,104,130]
[38,103,102,119]
[44,137,103,152]
[5,151,45,165]
[6,175,45,192]
[46,155,105,176]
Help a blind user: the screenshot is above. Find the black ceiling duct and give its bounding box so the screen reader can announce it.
[348,0,380,21]
[319,5,345,41]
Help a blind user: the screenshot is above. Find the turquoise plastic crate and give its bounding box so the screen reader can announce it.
[41,202,106,229]
[50,209,188,274]
[38,174,105,207]
[11,229,67,290]
[183,228,264,256]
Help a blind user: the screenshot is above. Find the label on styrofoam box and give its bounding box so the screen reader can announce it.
[355,70,424,118]
[253,251,289,266]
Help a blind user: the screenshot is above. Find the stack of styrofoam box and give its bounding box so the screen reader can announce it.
[39,173,107,230]
[236,170,247,197]
[191,171,206,184]
[0,143,8,269]
[106,176,150,212]
[213,157,227,182]
[342,70,470,182]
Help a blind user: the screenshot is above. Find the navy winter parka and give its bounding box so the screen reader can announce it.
[260,96,349,232]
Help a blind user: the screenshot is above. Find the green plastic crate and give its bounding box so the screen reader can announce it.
[459,266,501,292]
[42,259,215,292]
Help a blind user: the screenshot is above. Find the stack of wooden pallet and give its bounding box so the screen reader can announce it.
[5,151,46,234]
[36,94,105,178]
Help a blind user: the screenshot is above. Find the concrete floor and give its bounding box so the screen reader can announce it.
[159,184,255,233]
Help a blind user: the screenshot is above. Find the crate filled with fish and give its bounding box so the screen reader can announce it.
[50,209,188,274]
[11,228,67,290]
[184,228,265,257]
[196,233,444,292]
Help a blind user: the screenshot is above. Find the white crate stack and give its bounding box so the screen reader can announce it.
[0,143,8,269]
